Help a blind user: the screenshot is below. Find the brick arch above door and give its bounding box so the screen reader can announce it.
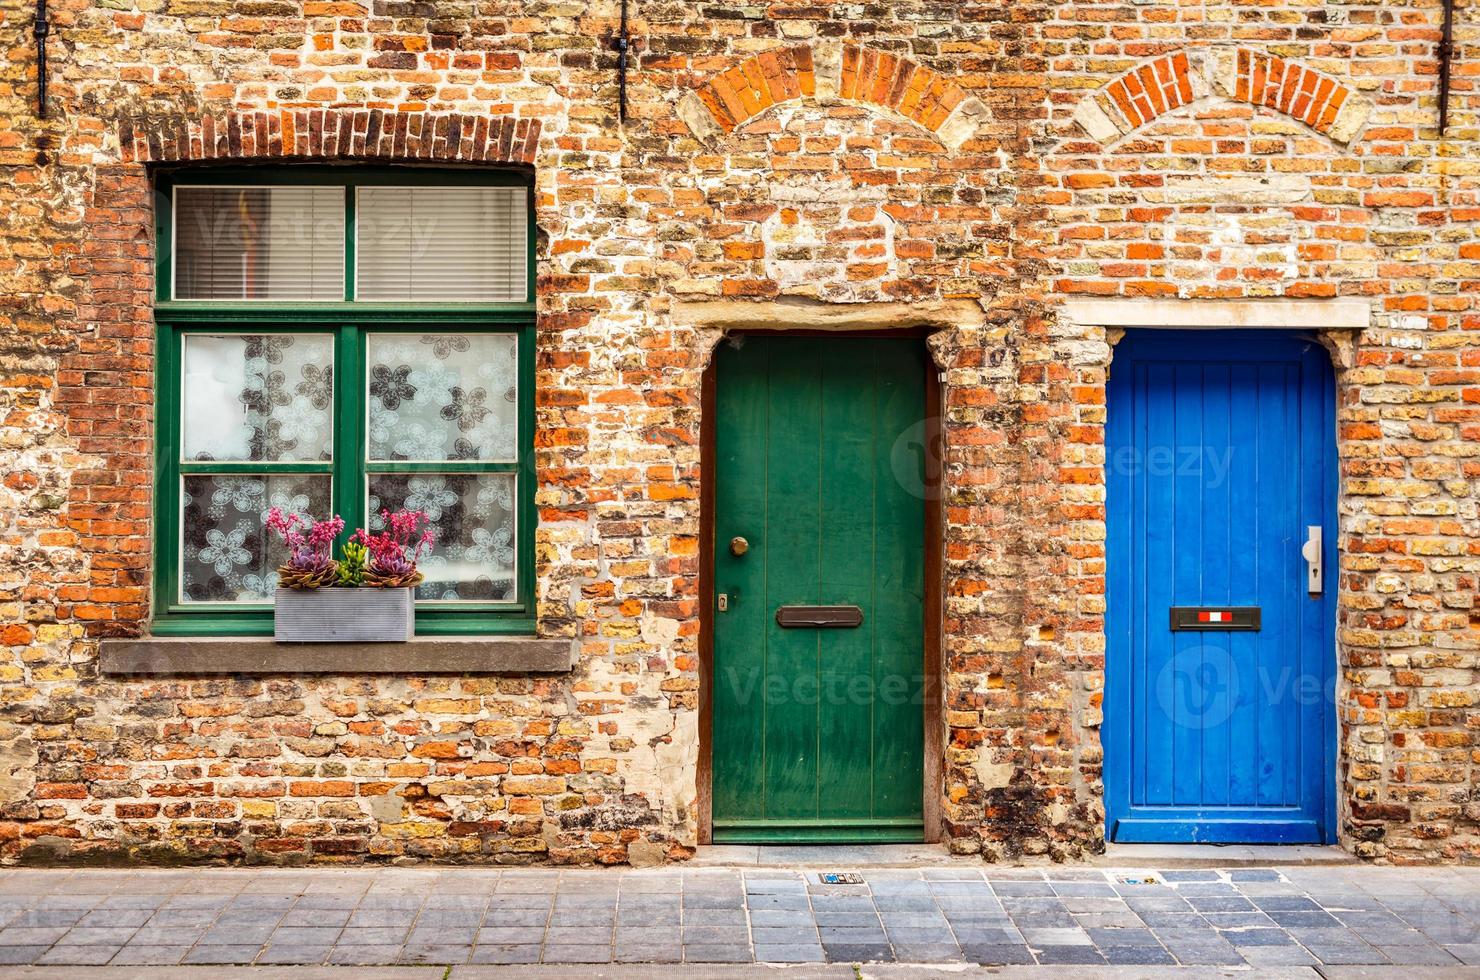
[678,42,989,151]
[117,109,540,165]
[1072,49,1372,147]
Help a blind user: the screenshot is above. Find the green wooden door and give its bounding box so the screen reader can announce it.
[712,336,927,843]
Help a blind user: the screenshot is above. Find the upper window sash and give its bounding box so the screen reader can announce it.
[155,168,535,307]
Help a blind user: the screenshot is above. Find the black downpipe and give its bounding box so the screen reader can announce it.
[34,0,49,119]
[615,0,629,124]
[1438,0,1455,135]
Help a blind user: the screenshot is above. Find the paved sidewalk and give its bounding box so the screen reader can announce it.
[0,864,1476,969]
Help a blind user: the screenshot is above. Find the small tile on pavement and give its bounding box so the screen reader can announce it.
[181,945,263,964]
[614,943,683,963]
[37,945,121,966]
[1034,945,1107,965]
[107,946,189,965]
[1100,945,1176,965]
[256,945,331,964]
[0,946,45,965]
[821,942,893,963]
[326,944,403,965]
[469,944,540,964]
[543,943,614,963]
[754,943,825,962]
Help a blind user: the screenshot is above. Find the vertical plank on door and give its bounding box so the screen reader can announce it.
[817,340,877,821]
[871,340,927,820]
[711,337,771,822]
[763,338,823,819]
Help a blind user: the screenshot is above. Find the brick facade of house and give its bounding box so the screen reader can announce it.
[0,0,1476,866]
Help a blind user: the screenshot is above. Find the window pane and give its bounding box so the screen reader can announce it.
[366,333,518,461]
[368,473,516,602]
[356,186,527,302]
[180,474,332,603]
[174,186,345,300]
[182,334,334,462]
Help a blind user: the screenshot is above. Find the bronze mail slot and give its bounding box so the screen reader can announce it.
[775,605,864,629]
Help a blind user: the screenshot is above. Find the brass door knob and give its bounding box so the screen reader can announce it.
[729,536,749,557]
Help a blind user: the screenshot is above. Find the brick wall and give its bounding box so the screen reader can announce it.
[0,0,1474,865]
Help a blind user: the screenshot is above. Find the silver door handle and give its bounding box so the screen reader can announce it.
[1300,525,1322,595]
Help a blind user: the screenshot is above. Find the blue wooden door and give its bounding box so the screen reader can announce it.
[1106,330,1336,844]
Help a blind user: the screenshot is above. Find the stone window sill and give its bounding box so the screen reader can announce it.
[99,635,577,676]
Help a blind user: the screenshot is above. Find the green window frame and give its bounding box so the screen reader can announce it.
[151,166,537,636]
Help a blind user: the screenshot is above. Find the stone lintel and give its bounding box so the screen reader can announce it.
[100,635,577,676]
[1060,297,1372,331]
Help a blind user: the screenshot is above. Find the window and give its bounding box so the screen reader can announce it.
[152,167,535,636]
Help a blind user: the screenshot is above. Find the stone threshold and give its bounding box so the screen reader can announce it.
[99,634,577,676]
[691,843,1356,869]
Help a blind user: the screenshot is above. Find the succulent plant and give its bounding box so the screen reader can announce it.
[266,507,344,590]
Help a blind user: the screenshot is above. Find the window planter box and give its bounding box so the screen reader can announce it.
[274,587,415,642]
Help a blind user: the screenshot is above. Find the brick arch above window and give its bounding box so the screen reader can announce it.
[118,109,541,165]
[677,42,989,151]
[1072,49,1372,147]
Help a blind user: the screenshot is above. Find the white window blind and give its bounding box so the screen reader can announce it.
[173,186,345,301]
[355,186,528,303]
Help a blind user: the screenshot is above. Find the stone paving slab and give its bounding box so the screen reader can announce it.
[0,865,1476,970]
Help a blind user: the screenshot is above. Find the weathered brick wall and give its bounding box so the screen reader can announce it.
[0,0,1474,865]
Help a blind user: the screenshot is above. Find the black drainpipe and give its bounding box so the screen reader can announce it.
[34,0,49,119]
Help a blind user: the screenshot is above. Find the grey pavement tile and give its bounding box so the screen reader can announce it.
[1006,912,1079,929]
[199,923,276,944]
[1137,910,1208,928]
[549,908,615,927]
[1379,944,1462,964]
[1101,945,1177,965]
[891,943,964,962]
[1203,911,1276,929]
[815,911,883,928]
[327,944,404,965]
[181,944,263,964]
[819,929,888,946]
[543,943,614,963]
[338,926,413,945]
[1443,944,1480,965]
[271,925,344,945]
[950,927,1022,945]
[1222,927,1295,946]
[107,946,190,965]
[752,926,820,944]
[1161,871,1221,882]
[399,943,472,964]
[0,926,71,945]
[747,894,811,911]
[127,926,206,945]
[469,944,541,964]
[7,909,85,927]
[1239,944,1320,967]
[256,944,332,964]
[1086,926,1157,946]
[347,908,419,927]
[57,926,140,945]
[484,908,549,926]
[407,925,478,945]
[1034,945,1107,965]
[1073,910,1143,928]
[614,943,684,963]
[1369,928,1438,946]
[1051,883,1118,898]
[36,945,122,966]
[884,926,955,944]
[754,943,826,962]
[0,946,45,965]
[1253,895,1322,912]
[1162,940,1245,965]
[821,942,893,962]
[228,894,296,910]
[749,909,812,927]
[146,908,219,928]
[1308,944,1390,964]
[992,881,1055,897]
[960,942,1035,965]
[1267,909,1342,928]
[77,908,154,928]
[479,925,546,943]
[1188,895,1257,913]
[546,925,611,944]
[1230,870,1283,881]
[1021,926,1092,946]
